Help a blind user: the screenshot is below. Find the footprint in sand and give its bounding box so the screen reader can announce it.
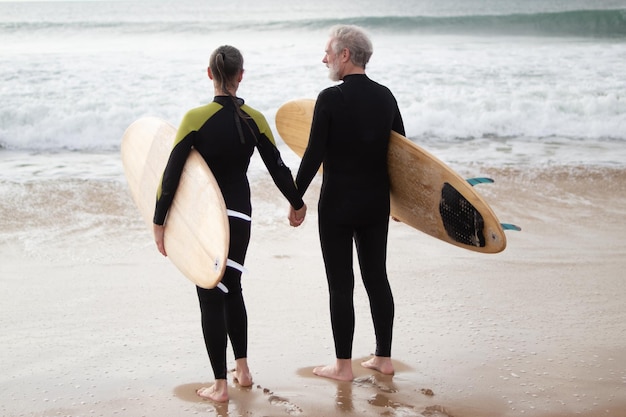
[422,405,455,417]
[258,385,303,415]
[368,393,417,415]
[353,375,398,393]
[368,394,454,417]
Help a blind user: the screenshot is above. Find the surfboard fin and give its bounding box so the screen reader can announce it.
[501,223,521,231]
[466,177,495,186]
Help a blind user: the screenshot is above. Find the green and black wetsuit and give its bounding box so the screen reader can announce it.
[154,96,304,380]
[295,74,405,359]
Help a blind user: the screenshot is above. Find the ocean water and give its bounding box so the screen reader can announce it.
[1,0,625,249]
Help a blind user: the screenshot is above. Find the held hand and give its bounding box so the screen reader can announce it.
[289,203,307,227]
[153,223,167,256]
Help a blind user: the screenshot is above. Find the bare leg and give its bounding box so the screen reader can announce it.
[361,356,394,375]
[196,379,228,402]
[232,358,253,387]
[313,358,354,381]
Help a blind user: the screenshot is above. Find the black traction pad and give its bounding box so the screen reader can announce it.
[439,182,486,247]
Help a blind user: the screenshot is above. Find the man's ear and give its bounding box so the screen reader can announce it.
[341,48,351,63]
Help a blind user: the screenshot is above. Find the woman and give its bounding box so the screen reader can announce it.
[153,45,306,402]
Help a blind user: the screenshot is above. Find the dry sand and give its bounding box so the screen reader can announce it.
[1,167,625,417]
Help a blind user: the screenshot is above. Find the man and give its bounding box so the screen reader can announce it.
[289,25,405,381]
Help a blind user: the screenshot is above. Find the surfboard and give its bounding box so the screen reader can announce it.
[121,116,229,288]
[275,99,509,254]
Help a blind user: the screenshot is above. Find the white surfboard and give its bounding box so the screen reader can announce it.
[121,117,229,288]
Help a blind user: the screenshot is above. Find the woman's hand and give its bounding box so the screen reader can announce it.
[153,223,167,256]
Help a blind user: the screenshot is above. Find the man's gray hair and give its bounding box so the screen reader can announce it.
[329,25,373,69]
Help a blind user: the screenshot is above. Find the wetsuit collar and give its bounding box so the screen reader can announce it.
[214,95,245,106]
[341,73,368,82]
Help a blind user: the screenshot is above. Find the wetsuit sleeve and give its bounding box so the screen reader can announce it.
[392,98,405,136]
[295,89,333,196]
[252,113,305,210]
[153,117,195,225]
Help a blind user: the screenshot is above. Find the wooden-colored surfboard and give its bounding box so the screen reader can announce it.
[121,116,229,288]
[276,99,508,254]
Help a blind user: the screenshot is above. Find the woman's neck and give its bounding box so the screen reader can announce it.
[213,83,238,97]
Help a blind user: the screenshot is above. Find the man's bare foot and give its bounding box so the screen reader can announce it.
[361,356,395,375]
[313,359,354,381]
[196,380,228,402]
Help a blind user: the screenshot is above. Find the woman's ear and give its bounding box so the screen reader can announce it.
[207,67,214,80]
[237,69,244,83]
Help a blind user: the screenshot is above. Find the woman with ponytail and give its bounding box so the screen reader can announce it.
[153,45,306,402]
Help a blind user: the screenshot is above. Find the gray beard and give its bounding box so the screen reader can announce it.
[328,63,341,81]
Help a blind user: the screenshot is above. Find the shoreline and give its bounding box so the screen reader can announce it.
[1,167,625,416]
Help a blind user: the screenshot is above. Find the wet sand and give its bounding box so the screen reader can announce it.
[1,167,625,417]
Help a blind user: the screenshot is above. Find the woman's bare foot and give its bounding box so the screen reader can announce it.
[232,358,253,387]
[196,380,228,402]
[313,359,354,381]
[361,356,395,375]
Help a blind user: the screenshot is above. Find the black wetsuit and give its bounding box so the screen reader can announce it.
[154,96,304,380]
[295,74,405,359]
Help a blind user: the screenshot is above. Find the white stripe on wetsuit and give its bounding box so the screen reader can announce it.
[227,259,248,275]
[227,209,251,222]
[216,259,249,294]
[217,210,251,293]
